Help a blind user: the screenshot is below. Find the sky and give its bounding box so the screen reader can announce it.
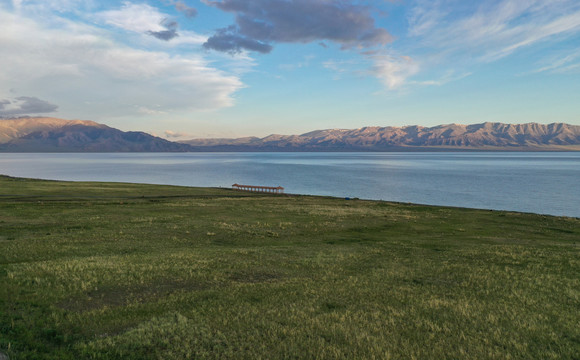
[1,0,579,139]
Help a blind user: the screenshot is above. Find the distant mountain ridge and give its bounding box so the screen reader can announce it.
[183,122,580,151]
[1,117,579,152]
[0,117,190,152]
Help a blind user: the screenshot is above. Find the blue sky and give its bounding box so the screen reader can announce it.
[1,0,579,139]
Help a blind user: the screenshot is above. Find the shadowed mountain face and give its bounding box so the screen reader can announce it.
[182,122,580,151]
[0,117,191,152]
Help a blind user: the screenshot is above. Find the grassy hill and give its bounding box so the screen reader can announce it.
[0,176,578,359]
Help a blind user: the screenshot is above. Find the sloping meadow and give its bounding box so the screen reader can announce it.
[0,176,579,359]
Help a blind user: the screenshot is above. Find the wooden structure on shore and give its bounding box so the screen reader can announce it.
[232,184,285,194]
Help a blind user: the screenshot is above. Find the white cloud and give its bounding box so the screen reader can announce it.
[94,2,207,45]
[97,2,167,33]
[322,53,421,90]
[0,5,243,121]
[369,54,420,89]
[11,0,22,10]
[11,0,98,14]
[164,130,193,138]
[137,106,166,115]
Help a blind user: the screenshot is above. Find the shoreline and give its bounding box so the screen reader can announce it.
[2,174,578,220]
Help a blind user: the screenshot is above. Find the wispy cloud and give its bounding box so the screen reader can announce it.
[410,70,472,86]
[279,55,316,71]
[322,59,355,73]
[369,54,420,90]
[482,10,580,62]
[530,49,580,74]
[408,0,580,62]
[407,0,448,37]
[387,0,580,90]
[322,59,360,80]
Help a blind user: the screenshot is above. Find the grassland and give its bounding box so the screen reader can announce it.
[0,175,578,359]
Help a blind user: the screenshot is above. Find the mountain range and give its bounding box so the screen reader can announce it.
[1,117,579,152]
[182,122,580,151]
[0,117,190,152]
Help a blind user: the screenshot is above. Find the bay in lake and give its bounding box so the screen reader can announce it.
[1,152,579,218]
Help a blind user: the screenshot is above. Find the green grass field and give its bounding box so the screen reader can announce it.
[0,175,578,359]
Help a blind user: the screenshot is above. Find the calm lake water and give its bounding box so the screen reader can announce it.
[1,152,579,217]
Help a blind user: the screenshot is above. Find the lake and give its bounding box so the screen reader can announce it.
[1,152,579,217]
